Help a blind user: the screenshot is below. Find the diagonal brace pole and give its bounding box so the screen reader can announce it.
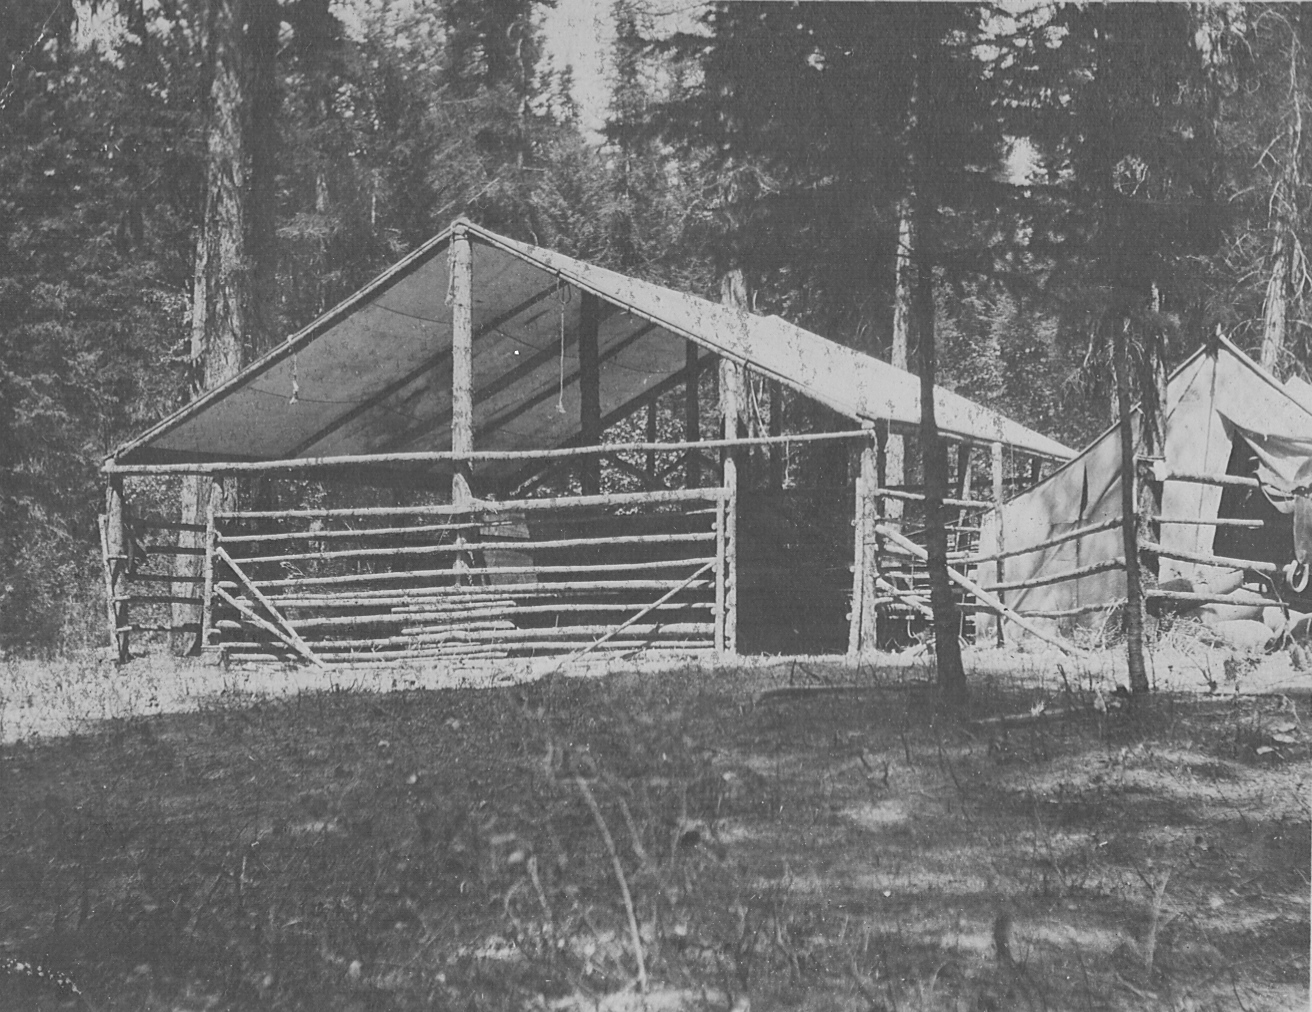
[215,546,326,668]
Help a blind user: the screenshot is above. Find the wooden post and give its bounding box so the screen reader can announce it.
[579,292,602,496]
[105,477,130,662]
[848,431,879,656]
[450,226,474,581]
[719,270,749,655]
[768,380,783,489]
[1113,319,1150,694]
[645,401,658,480]
[451,226,474,505]
[991,441,1006,647]
[684,342,700,487]
[201,479,221,651]
[724,449,738,655]
[715,489,726,655]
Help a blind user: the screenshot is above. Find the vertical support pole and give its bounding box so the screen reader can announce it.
[105,476,130,663]
[645,401,658,480]
[849,431,879,656]
[875,420,889,589]
[848,441,866,658]
[201,478,221,651]
[715,488,726,655]
[953,443,971,553]
[768,380,783,489]
[991,441,1006,647]
[719,270,748,657]
[451,226,474,506]
[725,449,738,656]
[579,292,602,496]
[451,225,474,579]
[1113,319,1150,694]
[684,342,700,487]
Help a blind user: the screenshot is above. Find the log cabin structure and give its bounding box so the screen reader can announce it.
[100,219,1074,667]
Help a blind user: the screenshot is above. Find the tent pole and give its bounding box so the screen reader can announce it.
[991,441,1006,647]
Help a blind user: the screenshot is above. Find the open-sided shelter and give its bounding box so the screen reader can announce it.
[101,219,1073,667]
[977,335,1312,637]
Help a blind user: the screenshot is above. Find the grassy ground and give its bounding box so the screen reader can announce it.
[0,661,1308,1011]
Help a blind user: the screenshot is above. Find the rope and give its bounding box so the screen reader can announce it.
[289,354,300,404]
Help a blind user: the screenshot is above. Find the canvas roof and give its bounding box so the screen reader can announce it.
[109,220,1073,485]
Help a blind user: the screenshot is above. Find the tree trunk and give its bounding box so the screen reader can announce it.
[1113,317,1150,695]
[246,0,280,357]
[173,0,252,655]
[916,250,966,706]
[1260,18,1303,377]
[886,206,913,522]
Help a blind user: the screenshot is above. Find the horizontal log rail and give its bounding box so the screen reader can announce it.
[124,572,206,584]
[218,521,501,543]
[1013,600,1128,619]
[870,488,995,510]
[234,556,717,590]
[397,623,714,641]
[249,577,713,601]
[135,518,208,533]
[219,635,713,654]
[116,622,200,633]
[874,524,1084,657]
[1143,589,1280,609]
[225,580,714,607]
[1138,541,1281,575]
[115,594,205,606]
[984,557,1125,594]
[223,530,716,566]
[1162,471,1263,490]
[951,517,1124,566]
[1153,516,1266,529]
[105,430,873,476]
[218,486,724,521]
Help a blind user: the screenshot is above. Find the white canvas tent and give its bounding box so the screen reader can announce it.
[977,335,1312,632]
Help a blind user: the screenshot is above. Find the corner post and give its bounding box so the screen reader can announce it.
[991,441,1006,646]
[719,271,749,655]
[684,341,700,487]
[105,476,131,663]
[849,429,879,656]
[451,225,474,576]
[579,292,602,496]
[201,478,222,652]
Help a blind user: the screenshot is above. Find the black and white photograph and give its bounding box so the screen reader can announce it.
[1,0,1309,1008]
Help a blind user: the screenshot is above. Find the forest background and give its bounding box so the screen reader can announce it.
[2,0,1310,655]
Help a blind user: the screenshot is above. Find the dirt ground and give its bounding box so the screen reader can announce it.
[0,654,1308,1011]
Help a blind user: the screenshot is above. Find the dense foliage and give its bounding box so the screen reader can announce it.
[2,0,1311,652]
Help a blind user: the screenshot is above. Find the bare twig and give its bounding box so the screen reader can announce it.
[574,773,647,991]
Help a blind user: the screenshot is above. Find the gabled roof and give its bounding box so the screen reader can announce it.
[109,219,1074,484]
